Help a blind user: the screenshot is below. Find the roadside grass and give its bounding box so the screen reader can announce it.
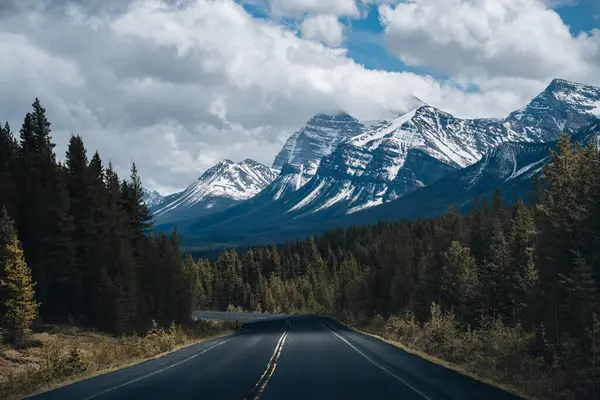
[0,319,239,400]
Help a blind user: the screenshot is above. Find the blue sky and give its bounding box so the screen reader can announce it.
[238,0,599,80]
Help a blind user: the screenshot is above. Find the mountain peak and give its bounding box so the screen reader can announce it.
[153,158,278,222]
[240,158,261,165]
[548,78,585,89]
[142,188,165,208]
[506,79,600,140]
[310,112,357,122]
[413,104,448,117]
[272,111,364,170]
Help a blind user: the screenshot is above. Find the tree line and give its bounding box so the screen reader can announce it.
[0,99,194,343]
[188,133,600,398]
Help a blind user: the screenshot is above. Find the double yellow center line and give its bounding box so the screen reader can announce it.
[245,320,291,400]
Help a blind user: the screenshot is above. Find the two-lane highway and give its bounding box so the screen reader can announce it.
[28,315,524,400]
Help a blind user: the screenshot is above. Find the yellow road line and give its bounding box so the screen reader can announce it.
[246,320,290,400]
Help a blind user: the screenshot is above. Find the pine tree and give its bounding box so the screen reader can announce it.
[442,241,480,323]
[0,122,18,217]
[183,255,201,316]
[65,135,96,293]
[16,99,78,320]
[43,162,79,319]
[0,208,38,345]
[96,268,115,332]
[121,163,153,253]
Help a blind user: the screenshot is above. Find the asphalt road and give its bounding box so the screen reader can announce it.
[28,315,524,400]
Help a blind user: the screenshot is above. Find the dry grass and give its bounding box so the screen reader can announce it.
[0,319,238,400]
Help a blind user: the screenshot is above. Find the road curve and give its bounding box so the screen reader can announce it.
[28,316,524,400]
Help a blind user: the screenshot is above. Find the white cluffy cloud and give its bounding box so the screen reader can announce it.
[379,0,600,86]
[0,0,597,193]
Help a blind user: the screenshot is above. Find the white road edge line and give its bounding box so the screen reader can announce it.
[320,322,432,400]
[82,337,233,400]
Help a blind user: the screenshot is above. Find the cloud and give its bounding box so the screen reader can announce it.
[379,0,600,86]
[0,0,583,193]
[300,15,345,46]
[544,0,577,7]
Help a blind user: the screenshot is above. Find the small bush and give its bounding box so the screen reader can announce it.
[385,311,421,346]
[58,347,88,377]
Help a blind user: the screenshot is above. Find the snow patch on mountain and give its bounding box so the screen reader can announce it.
[352,108,419,148]
[592,100,600,117]
[289,179,327,212]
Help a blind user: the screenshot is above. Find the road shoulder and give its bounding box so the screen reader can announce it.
[326,317,533,400]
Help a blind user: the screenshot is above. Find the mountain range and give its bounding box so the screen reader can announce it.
[147,79,600,248]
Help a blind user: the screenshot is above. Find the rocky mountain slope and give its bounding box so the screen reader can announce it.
[272,113,367,171]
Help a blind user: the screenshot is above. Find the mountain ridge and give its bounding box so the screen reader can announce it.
[154,79,600,248]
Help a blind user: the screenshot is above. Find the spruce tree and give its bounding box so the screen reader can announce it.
[0,208,38,345]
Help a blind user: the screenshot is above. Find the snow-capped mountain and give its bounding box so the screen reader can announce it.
[266,113,388,202]
[152,159,278,223]
[343,119,600,226]
[506,79,600,141]
[281,105,535,215]
[152,78,600,248]
[279,79,600,216]
[142,189,166,208]
[159,119,599,248]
